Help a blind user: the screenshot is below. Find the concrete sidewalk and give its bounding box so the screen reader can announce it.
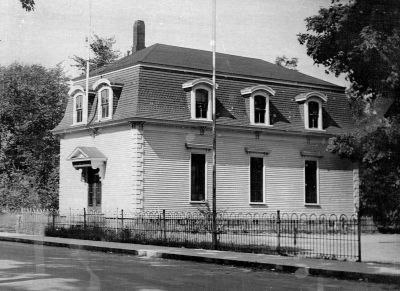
[0,232,399,285]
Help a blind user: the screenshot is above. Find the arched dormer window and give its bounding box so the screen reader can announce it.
[69,85,87,125]
[75,94,83,123]
[295,92,327,130]
[183,78,216,121]
[240,85,275,126]
[93,78,113,121]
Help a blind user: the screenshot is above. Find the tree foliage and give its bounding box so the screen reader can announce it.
[275,55,298,70]
[72,35,120,74]
[19,0,35,11]
[0,64,68,209]
[298,0,400,102]
[299,0,400,225]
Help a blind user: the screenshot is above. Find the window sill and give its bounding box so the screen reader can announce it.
[190,118,212,122]
[304,203,321,207]
[249,123,272,127]
[305,128,325,132]
[190,201,207,204]
[249,202,266,205]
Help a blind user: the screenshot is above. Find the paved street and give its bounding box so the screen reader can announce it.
[0,241,397,290]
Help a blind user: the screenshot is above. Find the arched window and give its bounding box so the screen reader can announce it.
[75,94,83,123]
[97,87,113,120]
[295,92,327,130]
[254,95,266,124]
[195,89,209,119]
[240,85,275,126]
[308,101,319,129]
[182,78,215,121]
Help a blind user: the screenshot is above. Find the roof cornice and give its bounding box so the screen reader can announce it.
[52,117,335,138]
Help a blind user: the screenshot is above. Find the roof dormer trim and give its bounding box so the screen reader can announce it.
[295,91,328,103]
[92,78,111,91]
[182,78,218,90]
[240,85,276,97]
[68,85,85,96]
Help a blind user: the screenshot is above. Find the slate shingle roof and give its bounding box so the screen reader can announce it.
[75,43,341,89]
[55,43,352,134]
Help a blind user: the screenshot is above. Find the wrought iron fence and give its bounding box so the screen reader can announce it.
[37,209,361,261]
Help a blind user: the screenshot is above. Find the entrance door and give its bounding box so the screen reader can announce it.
[87,167,102,212]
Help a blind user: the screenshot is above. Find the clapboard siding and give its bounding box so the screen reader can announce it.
[143,124,355,216]
[59,124,138,214]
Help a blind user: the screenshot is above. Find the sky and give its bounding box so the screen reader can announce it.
[0,0,347,86]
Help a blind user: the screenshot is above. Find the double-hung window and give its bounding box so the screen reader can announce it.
[307,101,320,129]
[100,89,110,119]
[250,157,264,203]
[240,85,275,126]
[195,89,209,119]
[254,95,267,124]
[191,153,206,202]
[75,94,83,123]
[295,92,327,130]
[305,160,318,204]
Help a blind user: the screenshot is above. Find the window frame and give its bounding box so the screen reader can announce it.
[250,92,270,126]
[304,97,324,131]
[73,93,84,125]
[97,86,113,121]
[191,85,212,121]
[248,155,266,205]
[189,151,208,203]
[303,158,320,205]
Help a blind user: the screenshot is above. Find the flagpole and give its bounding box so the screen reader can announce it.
[85,0,92,125]
[211,0,217,250]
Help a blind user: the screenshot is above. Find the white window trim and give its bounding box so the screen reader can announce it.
[72,93,85,125]
[189,151,208,204]
[304,97,324,131]
[248,155,266,205]
[191,85,212,121]
[303,158,320,206]
[250,91,271,126]
[97,86,113,121]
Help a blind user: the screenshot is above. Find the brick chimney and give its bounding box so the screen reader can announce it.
[132,20,145,53]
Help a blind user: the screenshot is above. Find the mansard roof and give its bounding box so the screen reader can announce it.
[54,43,352,135]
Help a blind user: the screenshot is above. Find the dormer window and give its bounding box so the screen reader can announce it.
[295,92,327,131]
[92,78,114,121]
[195,88,209,119]
[182,78,215,121]
[241,85,275,126]
[69,85,87,125]
[75,94,83,123]
[308,101,320,129]
[254,95,267,124]
[100,88,110,119]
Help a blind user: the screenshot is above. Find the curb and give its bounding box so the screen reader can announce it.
[1,235,399,285]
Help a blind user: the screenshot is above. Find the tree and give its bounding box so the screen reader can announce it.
[299,0,400,226]
[0,63,68,209]
[72,35,120,74]
[19,0,35,11]
[298,0,400,103]
[275,55,298,70]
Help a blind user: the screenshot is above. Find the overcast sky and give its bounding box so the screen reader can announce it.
[1,0,347,86]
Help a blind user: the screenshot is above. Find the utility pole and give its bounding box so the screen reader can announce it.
[211,0,217,250]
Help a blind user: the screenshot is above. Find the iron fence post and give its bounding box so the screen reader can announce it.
[357,210,361,262]
[83,208,87,239]
[277,210,281,254]
[121,209,124,229]
[163,209,166,242]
